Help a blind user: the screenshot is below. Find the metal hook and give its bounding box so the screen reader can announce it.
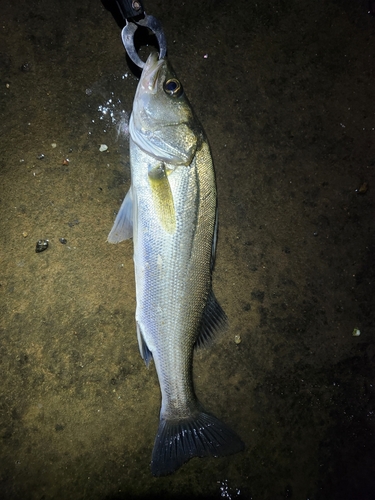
[121,13,167,69]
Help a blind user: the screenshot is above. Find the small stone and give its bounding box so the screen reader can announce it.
[59,238,67,244]
[20,62,31,72]
[99,144,108,152]
[22,232,28,238]
[234,334,242,344]
[352,328,361,337]
[35,239,49,253]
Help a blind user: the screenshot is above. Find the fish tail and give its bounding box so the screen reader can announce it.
[150,411,244,476]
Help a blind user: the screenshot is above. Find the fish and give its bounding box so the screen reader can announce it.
[108,52,244,476]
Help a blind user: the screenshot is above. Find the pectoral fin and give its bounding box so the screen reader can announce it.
[148,163,176,233]
[107,188,133,243]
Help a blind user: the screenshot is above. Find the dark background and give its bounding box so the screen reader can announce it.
[0,0,374,498]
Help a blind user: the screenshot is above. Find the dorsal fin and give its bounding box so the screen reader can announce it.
[195,290,228,349]
[211,207,218,271]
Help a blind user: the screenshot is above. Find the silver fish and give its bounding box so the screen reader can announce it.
[108,52,244,476]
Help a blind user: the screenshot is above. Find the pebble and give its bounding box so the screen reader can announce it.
[35,239,49,253]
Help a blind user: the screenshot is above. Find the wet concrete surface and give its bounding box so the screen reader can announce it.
[0,0,374,498]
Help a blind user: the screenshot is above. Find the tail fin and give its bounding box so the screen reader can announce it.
[150,411,244,476]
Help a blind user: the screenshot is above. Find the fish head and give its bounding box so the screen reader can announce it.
[130,52,198,166]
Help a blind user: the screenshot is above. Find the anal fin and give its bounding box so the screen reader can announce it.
[137,322,153,367]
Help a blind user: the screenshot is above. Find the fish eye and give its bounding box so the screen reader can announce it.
[163,78,183,97]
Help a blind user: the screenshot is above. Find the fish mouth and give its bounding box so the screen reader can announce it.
[139,52,165,95]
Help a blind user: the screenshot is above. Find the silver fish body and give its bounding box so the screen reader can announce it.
[108,52,243,476]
